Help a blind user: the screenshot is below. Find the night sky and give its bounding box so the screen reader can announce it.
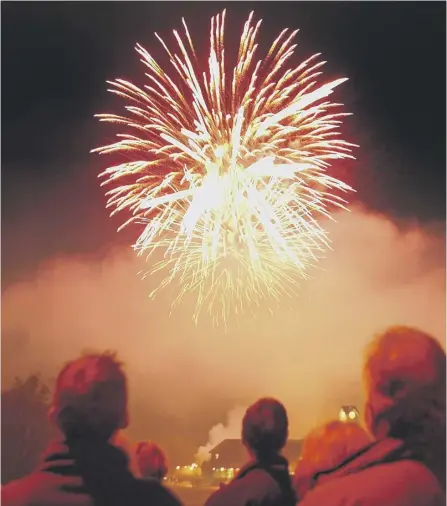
[2,1,445,288]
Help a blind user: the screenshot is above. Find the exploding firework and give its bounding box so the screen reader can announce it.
[93,10,356,324]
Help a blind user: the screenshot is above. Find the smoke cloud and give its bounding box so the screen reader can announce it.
[2,206,445,463]
[195,406,246,464]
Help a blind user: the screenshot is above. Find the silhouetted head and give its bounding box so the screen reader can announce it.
[49,352,128,442]
[294,420,371,500]
[363,326,446,486]
[135,441,168,480]
[242,397,288,461]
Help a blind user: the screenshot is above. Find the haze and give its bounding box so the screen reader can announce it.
[2,206,445,464]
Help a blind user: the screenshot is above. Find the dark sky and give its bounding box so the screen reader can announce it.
[2,1,446,287]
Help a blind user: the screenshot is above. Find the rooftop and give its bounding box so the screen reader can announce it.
[208,438,303,468]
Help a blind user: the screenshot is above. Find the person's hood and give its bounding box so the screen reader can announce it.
[313,437,413,487]
[39,438,135,499]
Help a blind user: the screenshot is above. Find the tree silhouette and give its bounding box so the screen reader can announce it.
[1,374,55,484]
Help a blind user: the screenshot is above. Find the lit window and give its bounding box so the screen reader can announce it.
[339,409,347,422]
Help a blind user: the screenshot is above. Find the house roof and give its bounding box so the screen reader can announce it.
[208,439,303,468]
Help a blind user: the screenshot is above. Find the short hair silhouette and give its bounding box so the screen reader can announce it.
[135,442,168,480]
[242,398,288,459]
[51,352,127,441]
[363,325,446,487]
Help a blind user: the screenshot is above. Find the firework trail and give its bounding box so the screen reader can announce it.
[93,10,356,324]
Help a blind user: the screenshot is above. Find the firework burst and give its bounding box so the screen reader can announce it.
[93,10,356,324]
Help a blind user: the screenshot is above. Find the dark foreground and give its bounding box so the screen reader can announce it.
[172,485,216,506]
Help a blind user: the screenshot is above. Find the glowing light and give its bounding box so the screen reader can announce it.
[339,409,348,422]
[93,10,356,324]
[348,410,357,420]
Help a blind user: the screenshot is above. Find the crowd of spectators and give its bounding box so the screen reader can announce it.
[2,325,445,506]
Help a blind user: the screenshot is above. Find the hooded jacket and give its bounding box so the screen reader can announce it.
[205,454,296,506]
[298,437,445,506]
[1,439,182,506]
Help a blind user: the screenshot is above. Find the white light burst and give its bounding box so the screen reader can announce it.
[93,10,356,324]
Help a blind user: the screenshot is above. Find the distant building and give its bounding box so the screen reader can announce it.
[339,405,360,422]
[208,438,303,472]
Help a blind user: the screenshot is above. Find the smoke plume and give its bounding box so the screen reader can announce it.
[195,406,246,464]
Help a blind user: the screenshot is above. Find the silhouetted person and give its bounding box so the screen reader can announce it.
[135,441,168,481]
[1,352,182,506]
[299,326,446,506]
[294,420,371,502]
[111,430,141,477]
[205,398,296,506]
